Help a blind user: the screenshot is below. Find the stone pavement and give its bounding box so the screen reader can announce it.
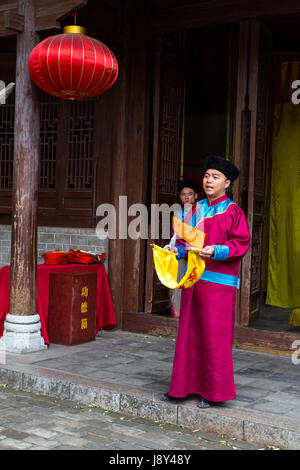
[0,385,262,450]
[0,330,299,450]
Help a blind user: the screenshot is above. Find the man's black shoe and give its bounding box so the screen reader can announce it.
[197,397,211,409]
[161,392,183,402]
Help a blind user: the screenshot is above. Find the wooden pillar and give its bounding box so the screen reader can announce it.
[233,20,251,326]
[10,0,39,316]
[2,0,46,353]
[234,18,272,326]
[123,0,151,314]
[107,1,130,329]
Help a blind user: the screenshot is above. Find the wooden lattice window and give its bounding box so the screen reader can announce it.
[0,92,14,190]
[66,99,94,190]
[159,32,185,195]
[0,91,97,224]
[39,92,58,190]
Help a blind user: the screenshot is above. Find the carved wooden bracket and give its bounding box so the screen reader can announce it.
[4,11,24,32]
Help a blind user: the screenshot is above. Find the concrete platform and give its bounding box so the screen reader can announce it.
[0,330,299,450]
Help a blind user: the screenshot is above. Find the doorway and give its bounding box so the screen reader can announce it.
[250,19,300,334]
[182,25,237,197]
[146,24,237,315]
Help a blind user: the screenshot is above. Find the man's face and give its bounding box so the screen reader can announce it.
[179,187,198,205]
[203,169,230,200]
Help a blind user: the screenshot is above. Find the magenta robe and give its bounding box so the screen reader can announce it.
[168,194,250,402]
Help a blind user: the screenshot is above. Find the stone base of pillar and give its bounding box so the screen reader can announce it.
[2,314,47,354]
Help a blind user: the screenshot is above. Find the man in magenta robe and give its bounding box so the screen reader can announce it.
[163,156,250,408]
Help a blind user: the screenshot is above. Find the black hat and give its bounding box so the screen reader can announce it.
[177,179,201,194]
[203,156,239,183]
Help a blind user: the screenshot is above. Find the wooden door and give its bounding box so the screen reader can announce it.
[235,20,273,325]
[145,31,185,314]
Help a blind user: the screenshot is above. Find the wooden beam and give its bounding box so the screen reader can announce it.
[4,11,24,32]
[55,0,88,23]
[233,326,299,357]
[0,11,17,36]
[123,312,179,338]
[150,0,300,33]
[0,0,88,37]
[0,1,16,11]
[36,0,88,31]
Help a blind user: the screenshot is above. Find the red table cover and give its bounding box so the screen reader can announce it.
[0,263,117,345]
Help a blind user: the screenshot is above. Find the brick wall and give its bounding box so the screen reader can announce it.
[0,225,108,272]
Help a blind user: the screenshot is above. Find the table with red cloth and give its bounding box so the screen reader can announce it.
[0,263,117,345]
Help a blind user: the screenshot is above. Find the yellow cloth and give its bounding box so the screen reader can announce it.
[173,217,205,250]
[152,244,205,289]
[266,62,300,308]
[289,309,300,327]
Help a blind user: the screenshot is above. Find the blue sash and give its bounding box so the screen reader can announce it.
[200,270,240,289]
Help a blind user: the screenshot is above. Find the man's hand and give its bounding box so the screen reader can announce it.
[199,246,215,258]
[170,246,178,255]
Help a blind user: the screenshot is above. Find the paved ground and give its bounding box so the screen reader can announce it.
[0,330,299,449]
[6,330,300,418]
[0,385,273,451]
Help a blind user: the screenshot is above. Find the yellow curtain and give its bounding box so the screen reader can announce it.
[266,62,300,308]
[261,131,272,292]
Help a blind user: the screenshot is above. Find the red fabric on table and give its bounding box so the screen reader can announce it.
[0,263,116,345]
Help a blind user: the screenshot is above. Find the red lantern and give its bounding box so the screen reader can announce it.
[29,25,119,100]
